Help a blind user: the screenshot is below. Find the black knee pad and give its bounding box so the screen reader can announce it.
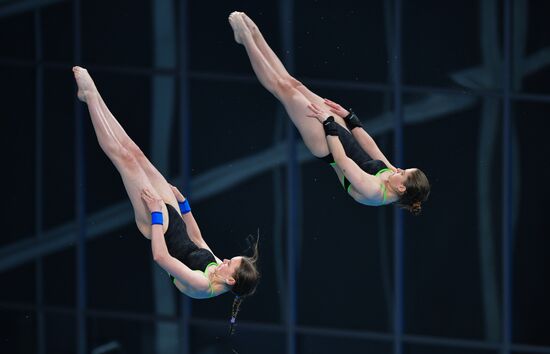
[323,116,339,136]
[344,109,363,130]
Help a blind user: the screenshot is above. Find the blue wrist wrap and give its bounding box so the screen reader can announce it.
[151,211,163,225]
[178,200,191,214]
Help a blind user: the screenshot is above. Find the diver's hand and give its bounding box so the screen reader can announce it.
[323,98,350,118]
[141,188,163,212]
[307,103,333,123]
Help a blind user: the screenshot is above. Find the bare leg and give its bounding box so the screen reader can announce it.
[239,12,349,129]
[73,67,179,212]
[73,66,168,238]
[229,13,330,157]
[229,13,284,100]
[239,13,290,80]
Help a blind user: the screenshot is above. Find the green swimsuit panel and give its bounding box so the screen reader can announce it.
[334,164,392,204]
[171,261,219,297]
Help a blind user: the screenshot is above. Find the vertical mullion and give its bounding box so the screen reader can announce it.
[34,7,44,354]
[73,0,86,353]
[502,0,513,353]
[281,0,298,353]
[393,0,404,354]
[178,1,191,353]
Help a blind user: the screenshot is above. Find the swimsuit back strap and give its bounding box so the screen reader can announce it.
[380,183,387,204]
[204,262,219,297]
[339,166,393,201]
[204,261,219,272]
[375,168,392,177]
[375,168,392,204]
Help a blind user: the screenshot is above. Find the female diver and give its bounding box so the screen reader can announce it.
[73,66,259,331]
[228,12,430,214]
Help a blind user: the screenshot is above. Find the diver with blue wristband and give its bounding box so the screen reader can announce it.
[75,62,259,336]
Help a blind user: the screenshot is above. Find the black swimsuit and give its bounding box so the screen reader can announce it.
[164,204,216,278]
[320,122,388,191]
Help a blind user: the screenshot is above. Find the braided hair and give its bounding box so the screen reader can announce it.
[228,235,260,335]
[228,296,244,335]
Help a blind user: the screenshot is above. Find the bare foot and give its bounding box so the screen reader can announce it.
[239,12,259,36]
[228,11,250,45]
[72,66,97,103]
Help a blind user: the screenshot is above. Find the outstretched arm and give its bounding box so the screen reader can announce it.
[307,104,383,200]
[151,223,209,290]
[327,135,386,199]
[324,98,396,171]
[141,189,210,292]
[169,185,222,263]
[350,128,396,171]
